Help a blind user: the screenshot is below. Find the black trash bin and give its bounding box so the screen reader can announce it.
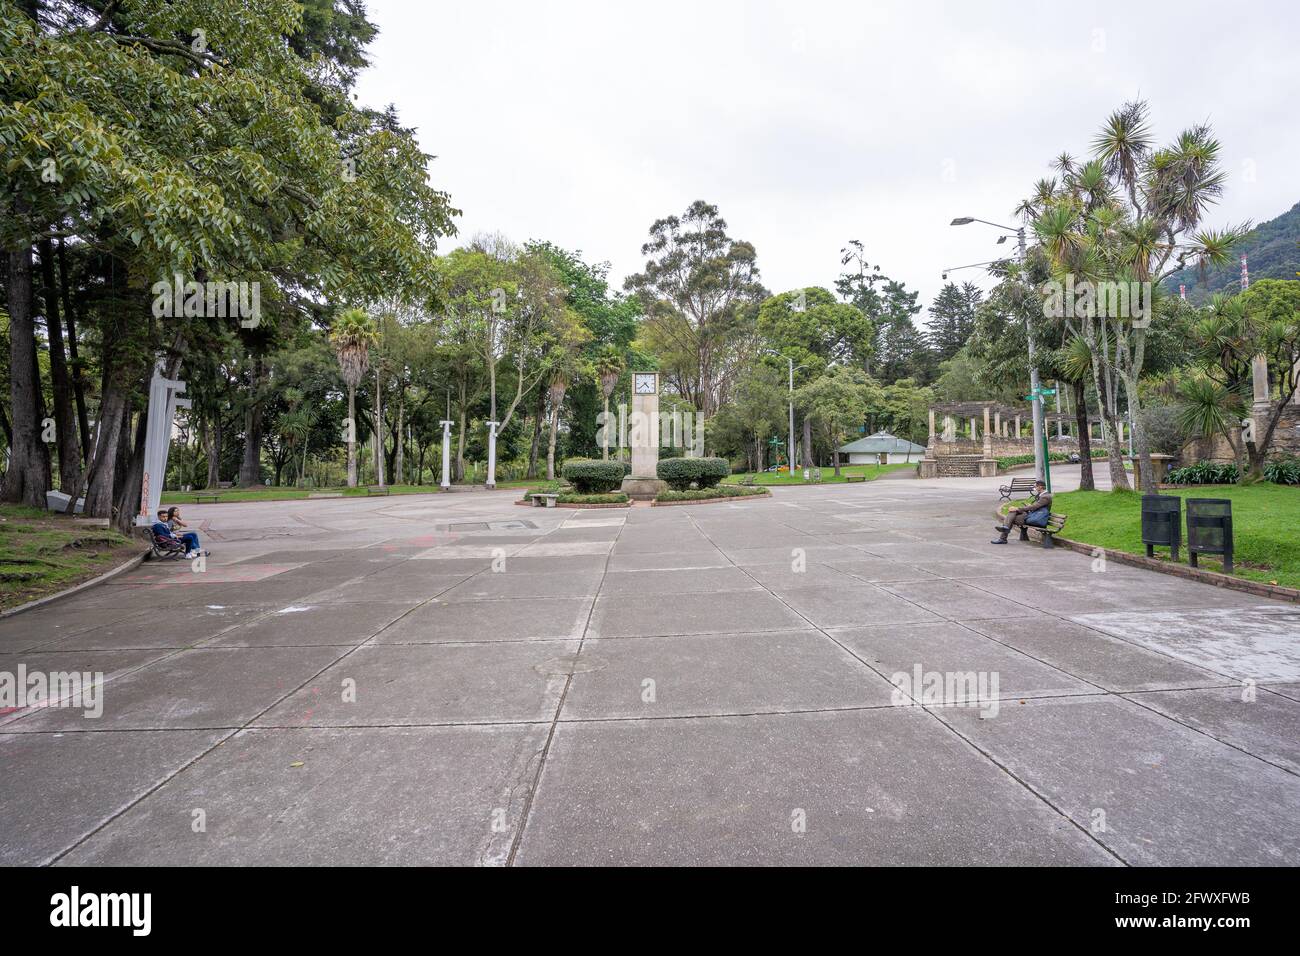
[1186,498,1233,573]
[1141,494,1181,560]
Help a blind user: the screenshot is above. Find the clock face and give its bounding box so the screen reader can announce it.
[634,373,656,395]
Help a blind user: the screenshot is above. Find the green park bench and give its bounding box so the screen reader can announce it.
[366,485,390,496]
[1019,512,1068,549]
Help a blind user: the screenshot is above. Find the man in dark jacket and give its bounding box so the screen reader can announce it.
[992,480,1051,544]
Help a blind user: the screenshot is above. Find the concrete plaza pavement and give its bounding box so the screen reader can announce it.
[2,468,1298,866]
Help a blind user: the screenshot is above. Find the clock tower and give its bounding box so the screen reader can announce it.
[622,371,666,499]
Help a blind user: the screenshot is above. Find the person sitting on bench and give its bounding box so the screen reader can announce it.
[992,480,1051,544]
[166,506,208,558]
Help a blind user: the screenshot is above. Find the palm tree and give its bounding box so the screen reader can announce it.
[594,347,624,460]
[545,370,569,481]
[329,307,378,487]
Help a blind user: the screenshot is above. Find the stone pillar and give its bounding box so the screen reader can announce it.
[969,417,977,440]
[928,408,936,438]
[1252,355,1272,439]
[622,372,665,499]
[439,420,453,490]
[485,420,499,489]
[994,411,1001,436]
[1014,415,1021,438]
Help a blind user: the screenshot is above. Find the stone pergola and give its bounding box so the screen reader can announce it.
[921,399,1116,478]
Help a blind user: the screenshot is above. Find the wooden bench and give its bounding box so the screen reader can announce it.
[999,476,1039,501]
[365,485,390,496]
[194,492,221,504]
[739,475,757,486]
[1018,512,1067,549]
[530,493,559,508]
[844,475,866,483]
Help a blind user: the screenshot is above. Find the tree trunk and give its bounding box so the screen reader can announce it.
[373,368,386,486]
[1073,379,1094,491]
[239,358,264,486]
[346,386,358,487]
[801,416,813,471]
[56,239,91,461]
[38,239,81,495]
[601,394,610,460]
[111,408,148,534]
[2,242,53,507]
[527,391,544,478]
[83,385,126,517]
[395,395,405,485]
[240,405,263,486]
[455,396,467,483]
[546,403,560,480]
[205,413,222,488]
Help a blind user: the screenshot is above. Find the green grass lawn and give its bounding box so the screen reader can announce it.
[0,505,140,611]
[1045,485,1300,590]
[721,462,914,486]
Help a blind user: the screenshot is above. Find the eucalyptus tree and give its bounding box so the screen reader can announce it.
[624,201,766,416]
[1027,101,1245,489]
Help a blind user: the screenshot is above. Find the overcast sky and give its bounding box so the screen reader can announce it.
[354,0,1300,317]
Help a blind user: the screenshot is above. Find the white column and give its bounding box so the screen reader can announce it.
[485,420,499,489]
[439,420,453,491]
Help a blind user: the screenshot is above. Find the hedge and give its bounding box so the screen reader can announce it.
[558,492,628,504]
[560,458,626,493]
[656,457,730,490]
[996,449,1108,470]
[657,485,768,502]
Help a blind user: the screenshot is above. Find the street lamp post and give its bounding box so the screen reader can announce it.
[950,217,1046,484]
[766,353,807,472]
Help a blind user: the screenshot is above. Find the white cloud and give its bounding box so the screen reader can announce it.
[355,0,1300,313]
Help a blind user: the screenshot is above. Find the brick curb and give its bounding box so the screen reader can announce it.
[513,499,631,509]
[652,491,772,507]
[0,550,148,619]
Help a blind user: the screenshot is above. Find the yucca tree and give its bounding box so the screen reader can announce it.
[330,307,379,487]
[1029,100,1247,490]
[1057,333,1097,490]
[594,346,624,460]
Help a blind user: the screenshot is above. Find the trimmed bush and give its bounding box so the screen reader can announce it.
[561,458,626,493]
[656,456,731,490]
